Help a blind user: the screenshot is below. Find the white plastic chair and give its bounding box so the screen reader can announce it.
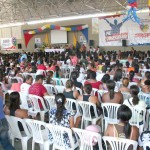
[143,142,150,150]
[73,128,103,150]
[44,95,56,110]
[122,92,131,100]
[101,103,121,131]
[103,136,138,150]
[19,92,29,109]
[129,106,146,134]
[138,92,150,107]
[116,81,122,89]
[128,82,137,88]
[65,98,81,123]
[44,84,57,95]
[97,90,107,103]
[28,94,49,121]
[25,119,50,150]
[36,70,46,76]
[91,88,98,96]
[78,101,102,129]
[55,85,65,93]
[60,78,69,86]
[5,115,32,150]
[46,124,78,150]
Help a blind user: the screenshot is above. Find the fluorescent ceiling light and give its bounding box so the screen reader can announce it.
[0,22,25,28]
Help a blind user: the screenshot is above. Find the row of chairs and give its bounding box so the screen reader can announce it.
[6,115,143,150]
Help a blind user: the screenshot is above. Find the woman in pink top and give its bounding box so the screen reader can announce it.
[10,79,21,92]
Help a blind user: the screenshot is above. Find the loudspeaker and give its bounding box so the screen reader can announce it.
[122,40,127,47]
[18,43,22,49]
[89,40,94,46]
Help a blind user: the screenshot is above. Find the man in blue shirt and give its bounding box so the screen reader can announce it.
[0,96,14,150]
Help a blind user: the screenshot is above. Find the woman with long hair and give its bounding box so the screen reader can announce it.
[49,93,76,148]
[105,105,139,149]
[102,80,123,104]
[4,92,28,118]
[99,74,110,90]
[113,69,122,82]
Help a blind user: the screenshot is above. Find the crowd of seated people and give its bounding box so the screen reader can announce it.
[0,48,149,149]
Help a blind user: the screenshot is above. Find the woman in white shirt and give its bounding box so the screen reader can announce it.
[123,85,146,123]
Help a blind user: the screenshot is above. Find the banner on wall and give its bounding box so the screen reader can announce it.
[92,18,99,34]
[99,13,150,46]
[1,37,17,50]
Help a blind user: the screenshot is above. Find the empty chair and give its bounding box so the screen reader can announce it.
[44,95,55,110]
[101,103,121,130]
[46,124,78,150]
[25,119,50,150]
[28,94,48,121]
[55,85,65,93]
[6,115,32,150]
[73,128,103,150]
[44,84,57,95]
[103,136,138,150]
[78,101,102,129]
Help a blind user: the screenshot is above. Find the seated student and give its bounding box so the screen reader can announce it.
[0,89,15,150]
[141,80,150,94]
[78,84,101,115]
[141,71,150,86]
[49,93,77,149]
[119,77,130,93]
[102,80,123,104]
[10,78,21,92]
[63,80,79,100]
[99,74,110,90]
[46,71,56,85]
[84,71,102,90]
[4,92,28,119]
[105,105,139,150]
[128,71,139,83]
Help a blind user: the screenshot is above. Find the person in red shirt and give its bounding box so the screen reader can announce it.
[84,71,102,89]
[37,60,47,71]
[29,75,49,108]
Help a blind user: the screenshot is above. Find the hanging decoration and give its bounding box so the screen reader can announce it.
[24,24,88,47]
[123,0,143,26]
[24,24,88,35]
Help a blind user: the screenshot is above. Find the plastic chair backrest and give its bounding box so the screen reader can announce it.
[60,78,69,86]
[129,106,146,129]
[138,92,150,107]
[5,115,31,138]
[73,128,103,150]
[25,119,47,144]
[78,101,98,120]
[52,78,63,86]
[97,90,107,103]
[36,70,46,76]
[44,84,57,95]
[121,92,131,100]
[128,82,137,88]
[65,98,77,111]
[19,92,29,109]
[101,103,120,124]
[28,94,47,111]
[46,124,74,149]
[44,95,55,110]
[103,136,138,150]
[92,88,98,96]
[143,142,150,150]
[55,85,65,93]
